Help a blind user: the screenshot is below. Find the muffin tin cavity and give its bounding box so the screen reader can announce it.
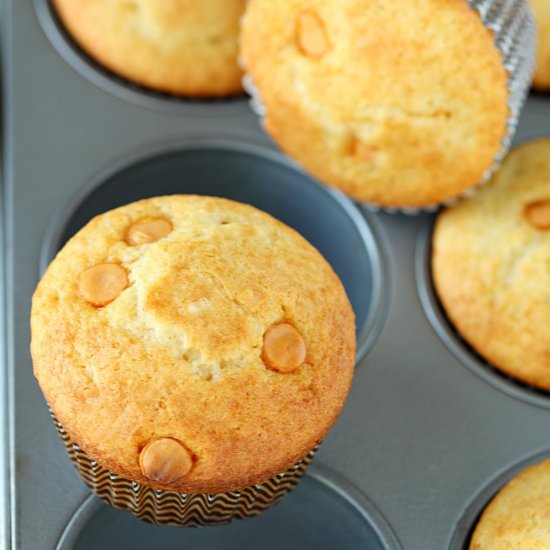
[416,218,550,409]
[56,465,402,550]
[33,0,249,115]
[448,449,550,549]
[40,143,387,363]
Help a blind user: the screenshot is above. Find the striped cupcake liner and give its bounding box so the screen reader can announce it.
[241,0,536,214]
[50,412,318,527]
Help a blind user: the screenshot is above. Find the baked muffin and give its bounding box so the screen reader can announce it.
[470,457,550,549]
[531,0,550,90]
[240,0,511,208]
[433,139,550,391]
[31,195,355,523]
[53,0,246,97]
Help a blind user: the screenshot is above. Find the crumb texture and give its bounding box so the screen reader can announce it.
[433,139,550,392]
[53,0,246,96]
[31,196,355,493]
[470,458,550,549]
[241,0,509,207]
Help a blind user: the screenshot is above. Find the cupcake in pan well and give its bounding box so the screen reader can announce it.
[470,457,550,549]
[530,0,550,90]
[240,0,535,209]
[52,0,246,97]
[433,139,550,392]
[30,195,355,525]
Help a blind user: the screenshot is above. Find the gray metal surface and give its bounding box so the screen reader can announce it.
[3,1,550,549]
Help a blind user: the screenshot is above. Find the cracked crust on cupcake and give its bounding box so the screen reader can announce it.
[31,195,355,493]
[470,458,550,549]
[53,0,246,97]
[241,0,509,208]
[433,139,550,391]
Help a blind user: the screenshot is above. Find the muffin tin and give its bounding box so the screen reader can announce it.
[56,464,401,550]
[3,1,550,549]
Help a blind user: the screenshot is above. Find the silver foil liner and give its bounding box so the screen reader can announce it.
[51,412,318,527]
[242,0,537,214]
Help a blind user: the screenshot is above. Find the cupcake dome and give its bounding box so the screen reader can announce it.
[31,196,355,493]
[241,0,510,208]
[470,458,550,549]
[53,0,246,96]
[433,139,550,391]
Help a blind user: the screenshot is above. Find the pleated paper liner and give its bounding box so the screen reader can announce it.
[50,412,318,527]
[241,0,537,214]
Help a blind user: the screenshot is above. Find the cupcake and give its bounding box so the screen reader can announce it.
[52,0,246,97]
[530,0,550,90]
[240,0,535,209]
[30,195,356,525]
[433,139,550,392]
[470,457,550,549]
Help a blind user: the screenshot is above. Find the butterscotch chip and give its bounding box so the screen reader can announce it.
[525,199,550,230]
[79,264,128,306]
[530,0,550,90]
[351,138,379,161]
[126,217,173,245]
[140,438,193,484]
[296,12,331,58]
[262,323,306,373]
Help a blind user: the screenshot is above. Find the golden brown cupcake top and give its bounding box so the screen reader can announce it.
[241,0,509,208]
[433,139,550,391]
[470,458,550,549]
[31,196,355,493]
[53,0,246,97]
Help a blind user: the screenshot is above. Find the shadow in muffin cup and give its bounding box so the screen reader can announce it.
[56,461,402,549]
[39,140,389,365]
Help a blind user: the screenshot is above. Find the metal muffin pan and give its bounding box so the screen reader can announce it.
[56,464,402,550]
[4,0,550,548]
